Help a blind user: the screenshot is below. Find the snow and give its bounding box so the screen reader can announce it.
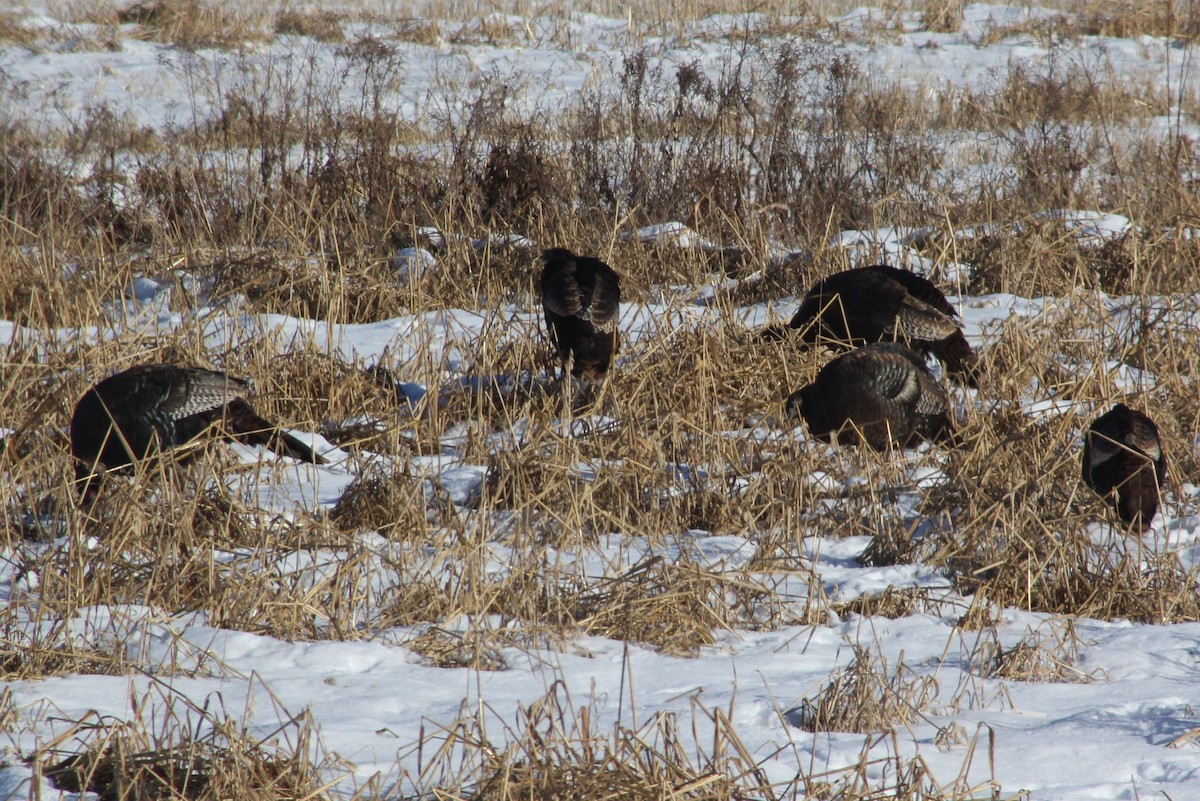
[9,602,1200,798]
[393,246,437,283]
[2,3,1197,135]
[626,221,720,249]
[10,242,1200,797]
[3,3,1200,800]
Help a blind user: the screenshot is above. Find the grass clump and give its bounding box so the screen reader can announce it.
[970,620,1097,683]
[789,646,937,733]
[115,0,267,49]
[409,683,775,801]
[273,9,344,43]
[37,687,332,801]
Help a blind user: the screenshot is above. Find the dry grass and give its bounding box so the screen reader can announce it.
[31,0,1200,49]
[2,4,1199,798]
[789,646,937,733]
[33,683,334,801]
[273,9,344,43]
[407,683,776,800]
[114,0,269,48]
[969,619,1098,683]
[0,12,41,47]
[1068,0,1200,39]
[921,0,964,33]
[401,680,1007,800]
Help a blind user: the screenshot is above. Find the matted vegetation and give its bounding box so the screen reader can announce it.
[32,683,335,801]
[2,1,1199,798]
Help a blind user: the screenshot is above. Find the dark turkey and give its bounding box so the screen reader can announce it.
[785,342,956,450]
[1082,403,1166,531]
[71,364,325,497]
[539,248,621,380]
[771,265,979,386]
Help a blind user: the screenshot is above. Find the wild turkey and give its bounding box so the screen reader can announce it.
[1082,403,1166,531]
[539,248,621,380]
[71,364,325,497]
[769,265,979,386]
[785,342,956,450]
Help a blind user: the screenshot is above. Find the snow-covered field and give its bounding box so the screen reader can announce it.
[3,3,1200,799]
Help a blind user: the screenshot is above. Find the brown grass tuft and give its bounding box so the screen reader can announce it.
[413,683,774,800]
[971,620,1097,683]
[115,0,267,48]
[38,688,331,801]
[330,469,430,539]
[921,0,964,33]
[273,9,344,43]
[790,645,937,733]
[0,12,40,47]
